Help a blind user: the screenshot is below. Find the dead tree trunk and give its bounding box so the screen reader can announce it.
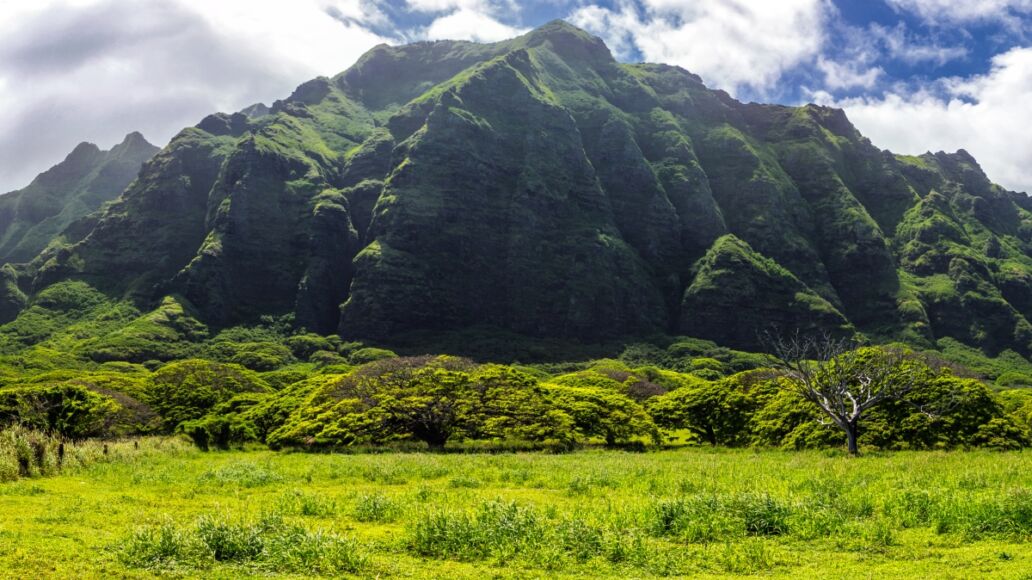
[844,422,859,456]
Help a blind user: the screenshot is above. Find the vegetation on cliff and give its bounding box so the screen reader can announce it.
[1,21,1029,360]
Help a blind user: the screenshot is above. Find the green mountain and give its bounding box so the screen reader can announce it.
[0,132,157,265]
[8,21,1032,357]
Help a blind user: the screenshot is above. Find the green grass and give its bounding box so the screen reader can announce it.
[1,445,1031,578]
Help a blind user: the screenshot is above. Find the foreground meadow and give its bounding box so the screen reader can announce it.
[0,446,1030,578]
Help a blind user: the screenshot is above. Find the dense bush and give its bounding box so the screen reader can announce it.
[347,347,398,365]
[543,384,659,445]
[649,373,775,446]
[179,394,264,450]
[144,360,271,431]
[207,341,295,371]
[0,383,120,438]
[284,333,337,359]
[266,357,574,449]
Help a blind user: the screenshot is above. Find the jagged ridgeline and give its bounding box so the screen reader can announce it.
[0,132,157,320]
[4,21,1032,357]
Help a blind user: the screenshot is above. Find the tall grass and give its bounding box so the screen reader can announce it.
[0,425,191,483]
[119,511,367,574]
[409,499,683,572]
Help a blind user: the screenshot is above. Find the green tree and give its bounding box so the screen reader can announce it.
[144,359,270,431]
[178,394,264,450]
[647,378,765,446]
[268,357,570,449]
[0,384,120,438]
[544,384,659,446]
[769,335,949,455]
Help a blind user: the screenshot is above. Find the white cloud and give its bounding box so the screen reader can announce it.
[0,0,390,192]
[816,46,1032,193]
[817,56,883,90]
[407,0,490,11]
[869,23,968,65]
[408,0,527,43]
[885,0,1032,25]
[568,0,831,97]
[424,8,527,42]
[567,4,642,61]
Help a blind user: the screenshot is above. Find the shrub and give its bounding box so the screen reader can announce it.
[407,499,661,569]
[0,426,58,479]
[996,371,1032,388]
[309,350,348,367]
[0,383,120,438]
[285,333,334,359]
[120,519,211,570]
[544,384,659,445]
[968,417,1028,450]
[144,360,270,431]
[194,514,265,562]
[180,412,259,451]
[409,500,542,560]
[208,341,294,371]
[353,493,402,522]
[197,461,282,488]
[348,347,398,365]
[259,368,312,391]
[648,375,772,446]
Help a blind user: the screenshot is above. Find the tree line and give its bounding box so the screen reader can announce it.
[3,338,1028,455]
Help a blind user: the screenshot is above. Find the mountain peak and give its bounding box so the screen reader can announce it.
[117,131,151,148]
[528,19,594,37]
[239,102,271,119]
[518,19,613,64]
[110,131,158,159]
[66,141,101,161]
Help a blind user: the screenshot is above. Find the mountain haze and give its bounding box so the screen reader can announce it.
[5,21,1032,357]
[0,132,157,265]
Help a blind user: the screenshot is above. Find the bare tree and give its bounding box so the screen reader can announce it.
[764,332,922,456]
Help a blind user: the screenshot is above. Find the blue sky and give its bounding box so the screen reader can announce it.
[1,0,1030,193]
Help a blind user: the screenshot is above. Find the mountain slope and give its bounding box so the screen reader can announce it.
[0,132,157,264]
[10,21,1032,357]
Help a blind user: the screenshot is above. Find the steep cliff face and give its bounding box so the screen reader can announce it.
[0,132,157,265]
[679,235,853,350]
[340,49,665,340]
[10,21,1032,356]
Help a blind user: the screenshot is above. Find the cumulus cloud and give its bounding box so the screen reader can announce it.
[815,46,1032,193]
[0,0,390,192]
[569,0,831,97]
[424,9,528,42]
[817,57,883,90]
[407,0,527,43]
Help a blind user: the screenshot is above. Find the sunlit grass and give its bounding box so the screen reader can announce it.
[0,445,1029,577]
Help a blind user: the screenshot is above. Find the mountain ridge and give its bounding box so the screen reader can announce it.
[0,131,157,266]
[4,20,1032,359]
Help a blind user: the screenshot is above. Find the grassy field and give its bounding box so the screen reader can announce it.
[0,445,1030,578]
